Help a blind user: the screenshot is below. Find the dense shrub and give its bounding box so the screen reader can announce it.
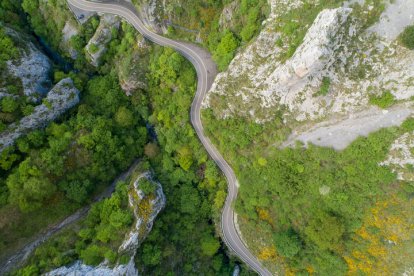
[399,25,414,49]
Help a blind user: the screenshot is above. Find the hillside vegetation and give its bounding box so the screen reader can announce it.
[203,0,414,274]
[0,0,269,274]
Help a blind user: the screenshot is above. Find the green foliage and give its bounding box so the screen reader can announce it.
[399,25,414,50]
[80,245,105,266]
[89,43,99,54]
[213,30,239,71]
[304,211,345,250]
[204,98,410,273]
[201,235,220,256]
[239,1,267,42]
[273,229,301,258]
[0,0,24,26]
[3,74,147,212]
[0,27,19,67]
[317,77,331,96]
[77,181,132,265]
[141,243,162,266]
[115,106,134,127]
[1,96,18,113]
[134,46,231,275]
[139,178,156,195]
[369,90,395,108]
[7,159,56,212]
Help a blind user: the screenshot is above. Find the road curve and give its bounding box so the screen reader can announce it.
[67,0,272,275]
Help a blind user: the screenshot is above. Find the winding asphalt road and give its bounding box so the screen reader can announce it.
[67,0,272,275]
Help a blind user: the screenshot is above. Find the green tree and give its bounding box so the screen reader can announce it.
[180,184,201,214]
[304,211,345,251]
[201,235,220,256]
[177,146,193,171]
[213,30,239,71]
[80,245,104,265]
[7,159,56,212]
[399,25,414,49]
[273,229,302,258]
[141,244,162,266]
[115,106,134,127]
[139,178,156,195]
[109,209,132,228]
[1,96,18,113]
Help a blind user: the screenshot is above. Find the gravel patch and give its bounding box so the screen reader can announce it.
[283,104,413,150]
[369,0,414,41]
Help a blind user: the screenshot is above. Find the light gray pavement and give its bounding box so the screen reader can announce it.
[66,0,272,275]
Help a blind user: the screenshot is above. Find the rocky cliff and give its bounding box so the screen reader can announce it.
[2,26,51,100]
[46,172,166,276]
[0,78,80,153]
[204,0,414,148]
[85,14,120,67]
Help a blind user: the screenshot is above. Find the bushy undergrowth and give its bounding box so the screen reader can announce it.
[399,25,414,50]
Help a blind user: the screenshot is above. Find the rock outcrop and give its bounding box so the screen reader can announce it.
[46,172,166,276]
[219,1,239,31]
[205,0,414,137]
[86,14,120,66]
[61,21,80,59]
[381,130,414,181]
[45,259,138,276]
[4,27,52,99]
[139,0,167,34]
[0,78,80,153]
[119,172,166,255]
[287,8,352,79]
[205,6,353,121]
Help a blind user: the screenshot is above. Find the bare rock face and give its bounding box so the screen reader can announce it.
[61,21,80,59]
[261,7,352,107]
[117,36,149,95]
[0,78,80,153]
[46,172,166,276]
[45,259,138,276]
[119,172,166,255]
[205,6,353,122]
[139,0,167,34]
[4,27,52,99]
[289,8,352,79]
[219,1,239,31]
[369,0,414,41]
[86,14,120,67]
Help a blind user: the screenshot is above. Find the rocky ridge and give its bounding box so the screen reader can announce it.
[46,172,166,276]
[0,78,80,153]
[3,27,52,99]
[204,0,414,149]
[86,14,120,67]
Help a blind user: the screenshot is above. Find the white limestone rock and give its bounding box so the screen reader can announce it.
[86,14,120,67]
[289,8,352,79]
[219,1,239,31]
[46,259,138,276]
[369,0,414,41]
[4,27,51,99]
[46,172,166,276]
[0,78,80,153]
[61,21,80,59]
[119,172,166,255]
[204,6,353,122]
